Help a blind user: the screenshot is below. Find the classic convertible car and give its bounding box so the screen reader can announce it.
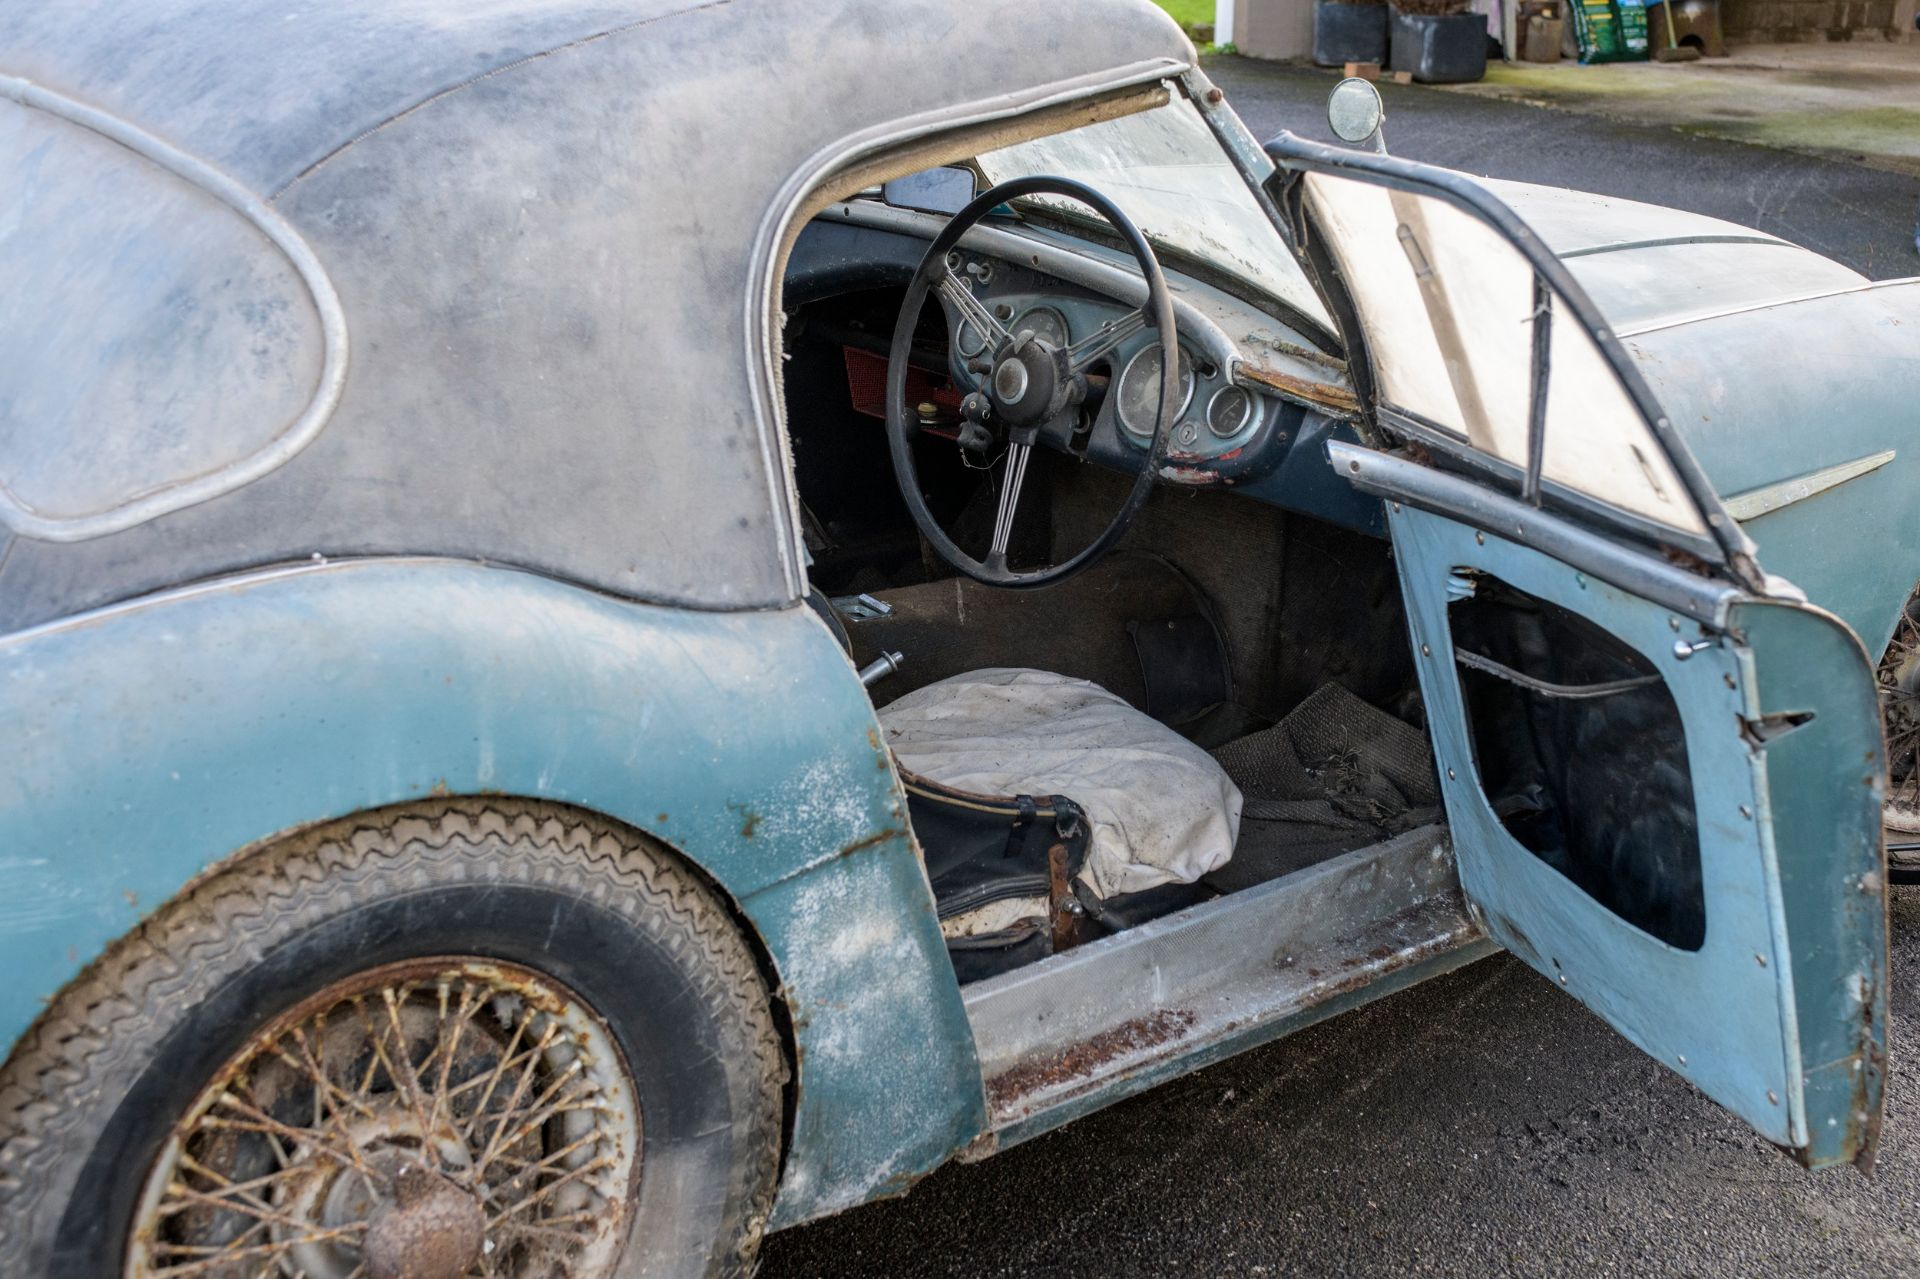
[2,1,1916,1275]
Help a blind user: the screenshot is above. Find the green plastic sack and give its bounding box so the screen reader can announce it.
[1616,0,1651,56]
[1573,0,1650,61]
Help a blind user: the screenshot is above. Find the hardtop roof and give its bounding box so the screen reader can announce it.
[2,0,1195,198]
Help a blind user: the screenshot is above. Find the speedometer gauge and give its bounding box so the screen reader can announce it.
[1116,345,1195,438]
[1013,306,1069,348]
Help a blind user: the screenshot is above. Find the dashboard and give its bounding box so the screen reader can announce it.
[787,199,1384,532]
[818,200,1359,488]
[941,256,1294,485]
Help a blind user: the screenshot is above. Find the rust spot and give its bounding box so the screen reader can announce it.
[985,1010,1197,1109]
[428,778,452,798]
[1658,544,1714,575]
[872,1165,926,1200]
[1850,971,1887,1171]
[362,1165,485,1279]
[1238,364,1361,414]
[1491,909,1537,960]
[837,827,906,859]
[956,1131,999,1164]
[656,812,669,824]
[728,803,761,839]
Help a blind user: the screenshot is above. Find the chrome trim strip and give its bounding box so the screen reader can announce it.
[1373,403,1726,563]
[1615,282,1879,338]
[0,73,349,544]
[1331,440,1743,625]
[0,557,452,649]
[1558,233,1790,260]
[0,555,803,650]
[1723,449,1897,523]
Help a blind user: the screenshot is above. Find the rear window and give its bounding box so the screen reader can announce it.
[0,92,336,541]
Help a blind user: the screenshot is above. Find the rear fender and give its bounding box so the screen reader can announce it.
[0,557,984,1226]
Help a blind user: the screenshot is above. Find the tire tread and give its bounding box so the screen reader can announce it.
[0,799,786,1278]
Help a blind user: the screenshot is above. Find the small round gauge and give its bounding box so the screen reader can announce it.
[954,317,990,359]
[1206,385,1257,439]
[1013,306,1070,348]
[1116,344,1196,438]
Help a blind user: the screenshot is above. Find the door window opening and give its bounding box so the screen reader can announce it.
[1449,575,1706,951]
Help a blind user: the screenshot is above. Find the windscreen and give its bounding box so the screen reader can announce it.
[1301,170,1709,539]
[977,97,1331,334]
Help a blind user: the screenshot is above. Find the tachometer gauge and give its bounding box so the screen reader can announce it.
[1206,385,1256,439]
[1013,306,1070,348]
[1116,345,1195,438]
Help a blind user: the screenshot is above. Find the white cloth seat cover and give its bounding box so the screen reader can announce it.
[879,668,1242,899]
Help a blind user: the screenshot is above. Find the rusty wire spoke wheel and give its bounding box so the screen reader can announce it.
[0,802,785,1279]
[128,958,640,1279]
[1878,587,1920,871]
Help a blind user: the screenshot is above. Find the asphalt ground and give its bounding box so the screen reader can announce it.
[760,65,1920,1278]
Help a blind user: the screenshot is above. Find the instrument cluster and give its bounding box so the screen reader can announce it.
[940,256,1286,482]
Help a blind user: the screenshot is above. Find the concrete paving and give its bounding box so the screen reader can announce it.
[1450,43,1920,179]
[759,65,1920,1279]
[765,893,1920,1277]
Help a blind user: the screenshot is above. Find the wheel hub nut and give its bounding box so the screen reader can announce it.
[361,1164,487,1279]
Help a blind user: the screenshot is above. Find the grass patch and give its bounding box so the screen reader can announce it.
[1154,0,1216,26]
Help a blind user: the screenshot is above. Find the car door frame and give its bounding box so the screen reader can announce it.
[1252,129,1889,1169]
[1260,130,1765,585]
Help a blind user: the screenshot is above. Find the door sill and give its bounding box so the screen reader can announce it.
[961,824,1497,1151]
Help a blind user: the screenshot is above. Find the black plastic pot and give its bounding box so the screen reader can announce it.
[1313,1,1389,66]
[1388,8,1489,82]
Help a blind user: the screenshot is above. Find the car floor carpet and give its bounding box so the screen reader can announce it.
[1204,683,1443,894]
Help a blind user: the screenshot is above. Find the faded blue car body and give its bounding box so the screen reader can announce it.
[0,0,1907,1257]
[0,559,986,1225]
[1390,502,1886,1162]
[0,0,1191,1234]
[1491,180,1920,654]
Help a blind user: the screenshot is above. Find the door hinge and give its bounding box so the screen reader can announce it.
[1738,710,1816,748]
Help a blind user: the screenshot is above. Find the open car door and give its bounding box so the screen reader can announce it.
[1261,133,1889,1168]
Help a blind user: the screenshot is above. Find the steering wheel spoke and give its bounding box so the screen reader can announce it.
[1062,308,1149,376]
[935,263,1011,353]
[987,440,1033,570]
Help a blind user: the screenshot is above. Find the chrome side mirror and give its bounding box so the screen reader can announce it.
[1327,77,1387,154]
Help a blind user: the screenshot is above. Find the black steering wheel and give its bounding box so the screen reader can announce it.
[884,176,1180,589]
